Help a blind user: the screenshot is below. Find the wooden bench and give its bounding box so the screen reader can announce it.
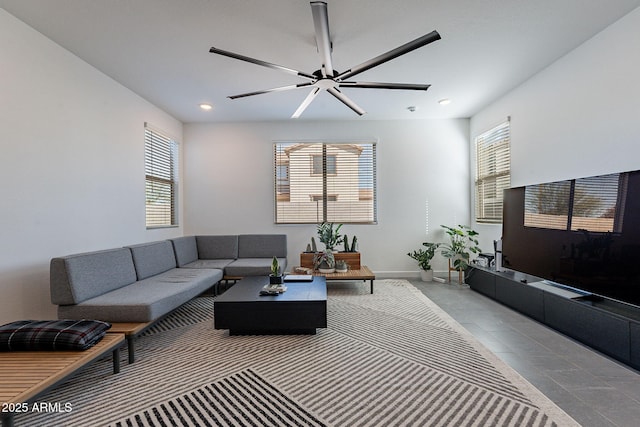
[0,333,124,427]
[108,322,154,364]
[293,266,376,294]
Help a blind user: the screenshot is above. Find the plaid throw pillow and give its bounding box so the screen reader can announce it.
[0,319,112,351]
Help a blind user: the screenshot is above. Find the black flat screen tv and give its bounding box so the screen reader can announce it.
[502,169,640,308]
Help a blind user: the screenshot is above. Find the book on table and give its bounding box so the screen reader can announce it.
[284,274,314,282]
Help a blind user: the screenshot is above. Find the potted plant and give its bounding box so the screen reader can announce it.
[313,251,335,273]
[269,256,284,284]
[335,259,348,273]
[407,242,440,281]
[317,222,343,251]
[342,235,358,252]
[440,224,481,281]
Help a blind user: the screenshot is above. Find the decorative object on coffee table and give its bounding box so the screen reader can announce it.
[269,256,284,285]
[260,283,287,295]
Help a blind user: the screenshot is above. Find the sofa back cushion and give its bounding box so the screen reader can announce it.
[127,241,177,280]
[170,236,199,267]
[196,235,238,259]
[50,248,137,305]
[238,234,287,258]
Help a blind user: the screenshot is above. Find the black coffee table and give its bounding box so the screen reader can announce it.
[214,276,327,335]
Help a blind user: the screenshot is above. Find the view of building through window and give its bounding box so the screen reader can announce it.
[274,141,376,224]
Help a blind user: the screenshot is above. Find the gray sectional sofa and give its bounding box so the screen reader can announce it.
[50,234,287,324]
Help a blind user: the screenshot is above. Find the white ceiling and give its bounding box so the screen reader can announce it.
[2,0,639,123]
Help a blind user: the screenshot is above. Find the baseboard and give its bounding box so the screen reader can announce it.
[373,270,449,279]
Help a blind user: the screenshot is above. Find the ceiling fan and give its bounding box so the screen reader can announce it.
[209,1,441,118]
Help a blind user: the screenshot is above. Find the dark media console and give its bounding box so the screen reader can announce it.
[467,266,640,371]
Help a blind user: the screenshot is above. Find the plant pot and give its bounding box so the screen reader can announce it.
[318,267,335,273]
[419,269,434,282]
[301,252,360,269]
[269,275,284,285]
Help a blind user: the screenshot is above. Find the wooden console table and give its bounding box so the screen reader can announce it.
[294,266,375,294]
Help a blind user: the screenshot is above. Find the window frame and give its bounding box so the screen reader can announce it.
[475,120,511,224]
[144,123,179,229]
[274,141,377,224]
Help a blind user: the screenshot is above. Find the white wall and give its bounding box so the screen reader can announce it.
[470,7,640,250]
[0,10,183,323]
[184,119,470,277]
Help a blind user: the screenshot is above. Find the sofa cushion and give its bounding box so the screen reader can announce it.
[50,248,137,305]
[237,234,287,258]
[58,268,223,323]
[170,236,199,267]
[225,257,287,277]
[183,259,235,270]
[0,319,111,351]
[196,235,238,259]
[127,241,177,280]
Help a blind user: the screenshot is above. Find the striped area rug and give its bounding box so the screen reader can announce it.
[18,280,578,426]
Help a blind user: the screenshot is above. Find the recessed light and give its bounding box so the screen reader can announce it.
[199,103,213,111]
[438,98,451,105]
[407,106,417,112]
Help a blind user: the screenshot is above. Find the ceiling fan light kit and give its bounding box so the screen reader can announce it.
[209,1,441,118]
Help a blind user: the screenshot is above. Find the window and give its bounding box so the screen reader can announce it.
[475,120,511,223]
[312,154,336,175]
[274,141,377,224]
[145,124,178,228]
[524,172,627,233]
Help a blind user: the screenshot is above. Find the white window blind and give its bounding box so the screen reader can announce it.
[145,124,178,228]
[475,120,511,223]
[274,141,377,224]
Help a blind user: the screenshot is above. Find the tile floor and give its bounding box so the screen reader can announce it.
[409,278,640,427]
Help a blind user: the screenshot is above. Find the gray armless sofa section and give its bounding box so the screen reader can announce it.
[171,234,287,277]
[50,234,287,323]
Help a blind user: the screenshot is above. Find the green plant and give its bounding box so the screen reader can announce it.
[407,242,440,271]
[440,224,481,271]
[342,234,358,252]
[317,222,343,251]
[270,256,280,276]
[313,251,335,269]
[335,259,348,271]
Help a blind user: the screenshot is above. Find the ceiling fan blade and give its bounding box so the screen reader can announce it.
[336,30,441,81]
[327,87,365,116]
[310,1,334,77]
[209,47,316,80]
[339,82,431,90]
[228,83,314,99]
[292,87,322,118]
